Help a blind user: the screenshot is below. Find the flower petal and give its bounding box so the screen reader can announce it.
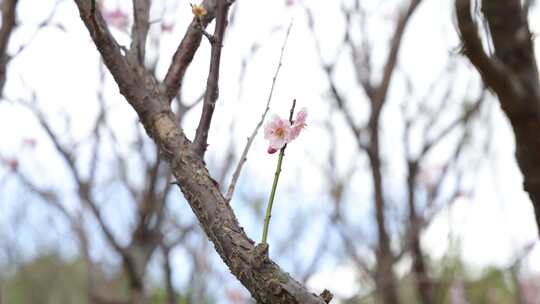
[267,146,278,154]
[295,107,308,125]
[270,136,287,150]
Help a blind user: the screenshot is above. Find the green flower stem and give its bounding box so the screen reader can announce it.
[261,147,285,244]
[261,99,296,244]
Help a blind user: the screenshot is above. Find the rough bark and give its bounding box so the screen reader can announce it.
[72,0,331,302]
[456,0,540,233]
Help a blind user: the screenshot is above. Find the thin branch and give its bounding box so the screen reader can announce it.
[20,97,127,261]
[193,0,230,157]
[9,0,61,60]
[225,21,293,202]
[305,6,366,150]
[162,0,236,102]
[73,0,140,106]
[128,0,151,66]
[161,244,177,304]
[344,3,374,99]
[419,88,486,157]
[372,0,422,116]
[261,99,296,244]
[88,64,107,184]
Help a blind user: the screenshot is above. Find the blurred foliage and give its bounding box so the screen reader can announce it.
[0,251,528,304]
[150,288,214,304]
[0,255,88,304]
[344,252,522,304]
[0,254,214,304]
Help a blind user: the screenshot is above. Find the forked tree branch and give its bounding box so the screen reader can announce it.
[72,0,331,302]
[162,0,233,102]
[193,0,230,157]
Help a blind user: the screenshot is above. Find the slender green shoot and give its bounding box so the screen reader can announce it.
[261,99,296,244]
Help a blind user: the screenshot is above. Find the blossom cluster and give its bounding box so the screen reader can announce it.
[263,108,307,154]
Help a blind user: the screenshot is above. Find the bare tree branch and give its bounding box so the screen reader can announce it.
[162,0,236,102]
[371,0,421,113]
[420,88,486,157]
[72,0,332,302]
[193,0,230,157]
[128,0,151,66]
[456,0,540,233]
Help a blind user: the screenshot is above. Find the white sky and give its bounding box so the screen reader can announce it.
[2,0,540,302]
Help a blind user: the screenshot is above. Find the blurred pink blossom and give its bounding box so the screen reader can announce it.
[104,8,128,30]
[291,107,307,140]
[417,163,447,191]
[22,137,37,148]
[449,279,467,304]
[161,23,174,33]
[3,157,18,171]
[264,115,293,154]
[521,274,540,304]
[225,288,245,304]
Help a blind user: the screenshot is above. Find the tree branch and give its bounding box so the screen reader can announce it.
[372,0,421,115]
[73,0,331,302]
[128,0,151,66]
[193,0,229,157]
[456,0,540,232]
[162,0,235,102]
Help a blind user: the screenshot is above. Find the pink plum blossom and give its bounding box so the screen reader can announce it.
[263,108,307,154]
[264,115,293,154]
[290,107,307,140]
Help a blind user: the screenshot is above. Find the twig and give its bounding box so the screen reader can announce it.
[419,88,486,157]
[193,0,229,157]
[128,0,151,65]
[261,99,296,244]
[200,27,216,44]
[224,21,293,202]
[162,0,237,102]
